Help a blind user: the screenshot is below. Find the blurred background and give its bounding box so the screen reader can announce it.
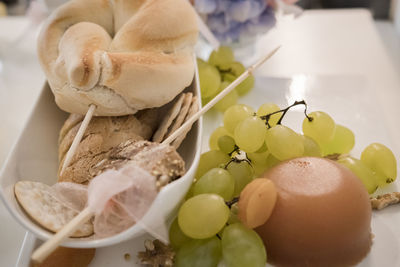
[0,0,398,18]
[1,0,399,32]
[1,0,397,69]
[0,1,399,266]
[298,0,393,19]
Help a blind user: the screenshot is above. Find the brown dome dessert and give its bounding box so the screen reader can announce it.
[256,157,372,267]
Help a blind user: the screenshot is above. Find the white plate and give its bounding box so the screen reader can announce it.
[0,69,202,249]
[16,75,400,266]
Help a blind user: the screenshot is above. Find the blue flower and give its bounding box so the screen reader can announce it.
[207,13,230,34]
[194,0,277,44]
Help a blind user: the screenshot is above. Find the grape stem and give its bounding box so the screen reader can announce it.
[324,153,342,161]
[225,196,239,208]
[228,145,240,157]
[224,157,251,170]
[260,100,313,128]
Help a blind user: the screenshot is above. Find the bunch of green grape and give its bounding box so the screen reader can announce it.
[170,155,265,267]
[169,101,397,266]
[301,111,397,194]
[209,102,321,177]
[197,46,255,111]
[208,102,397,193]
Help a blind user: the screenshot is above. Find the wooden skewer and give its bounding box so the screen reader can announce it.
[60,104,96,176]
[31,207,93,264]
[195,11,220,50]
[30,46,280,264]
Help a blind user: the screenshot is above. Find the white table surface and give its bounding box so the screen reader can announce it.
[1,9,400,266]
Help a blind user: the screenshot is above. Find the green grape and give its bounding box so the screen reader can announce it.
[208,46,235,68]
[198,60,221,98]
[247,151,269,166]
[256,103,281,126]
[202,96,213,106]
[252,162,268,177]
[221,72,236,83]
[321,124,355,156]
[256,142,268,152]
[265,153,281,170]
[220,61,254,95]
[214,82,238,112]
[236,75,255,96]
[185,184,195,200]
[228,62,246,76]
[218,135,236,154]
[265,125,304,161]
[361,143,397,184]
[219,61,245,75]
[193,168,235,200]
[175,236,222,267]
[169,217,192,249]
[248,151,269,176]
[227,203,240,225]
[234,116,266,153]
[195,150,231,179]
[222,223,267,267]
[209,127,231,150]
[223,104,254,133]
[337,156,378,194]
[302,135,322,157]
[197,57,207,66]
[302,111,336,145]
[226,161,254,196]
[178,194,230,239]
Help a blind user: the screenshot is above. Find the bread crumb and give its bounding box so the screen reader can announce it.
[371,192,400,210]
[124,253,131,261]
[138,239,175,267]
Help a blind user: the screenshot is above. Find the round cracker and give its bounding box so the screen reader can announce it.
[152,93,185,143]
[14,181,93,237]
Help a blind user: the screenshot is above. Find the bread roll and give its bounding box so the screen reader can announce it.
[38,0,198,116]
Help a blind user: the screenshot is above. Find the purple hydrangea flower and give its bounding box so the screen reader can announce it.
[215,0,230,13]
[226,0,253,22]
[195,0,277,43]
[226,0,267,22]
[207,12,230,33]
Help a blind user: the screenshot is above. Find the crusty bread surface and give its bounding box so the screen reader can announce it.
[38,0,198,116]
[58,109,160,183]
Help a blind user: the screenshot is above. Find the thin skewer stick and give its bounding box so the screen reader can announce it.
[30,46,280,264]
[31,207,93,263]
[163,45,281,145]
[195,11,220,50]
[60,104,96,176]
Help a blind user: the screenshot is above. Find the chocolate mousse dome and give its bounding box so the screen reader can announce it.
[256,157,372,267]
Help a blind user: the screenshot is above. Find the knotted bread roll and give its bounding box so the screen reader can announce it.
[38,0,198,116]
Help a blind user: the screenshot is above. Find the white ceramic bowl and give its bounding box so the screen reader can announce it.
[0,74,202,248]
